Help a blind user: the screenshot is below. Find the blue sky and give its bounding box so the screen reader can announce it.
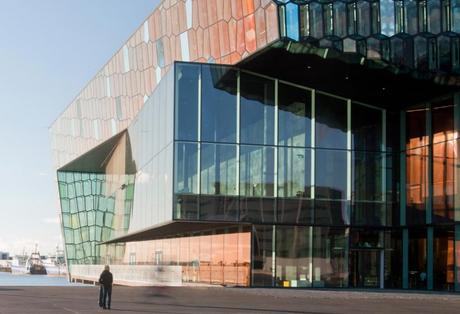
[0,0,160,255]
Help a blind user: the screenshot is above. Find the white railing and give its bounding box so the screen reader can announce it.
[70,264,182,286]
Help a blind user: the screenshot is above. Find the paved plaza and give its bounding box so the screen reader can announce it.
[0,286,459,314]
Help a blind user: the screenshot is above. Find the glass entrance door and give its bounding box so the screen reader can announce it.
[350,250,382,288]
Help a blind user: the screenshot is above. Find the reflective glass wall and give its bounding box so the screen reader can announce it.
[173,61,398,288]
[402,95,460,291]
[120,228,251,286]
[275,0,460,74]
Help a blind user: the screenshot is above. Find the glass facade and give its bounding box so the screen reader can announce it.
[52,0,460,292]
[275,0,460,74]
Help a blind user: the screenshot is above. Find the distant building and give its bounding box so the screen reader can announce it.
[51,0,460,291]
[0,252,10,260]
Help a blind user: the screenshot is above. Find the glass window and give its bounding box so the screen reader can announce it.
[278,83,311,148]
[406,147,428,225]
[315,149,347,200]
[286,3,300,40]
[406,106,429,148]
[315,93,347,149]
[175,63,199,141]
[433,140,455,223]
[433,227,455,291]
[408,228,427,289]
[384,230,402,288]
[432,97,455,144]
[276,226,312,288]
[201,144,237,196]
[278,147,311,198]
[352,104,382,151]
[240,146,275,197]
[352,151,383,201]
[201,65,237,143]
[252,225,273,287]
[240,72,275,145]
[315,200,349,225]
[174,143,199,220]
[312,227,349,288]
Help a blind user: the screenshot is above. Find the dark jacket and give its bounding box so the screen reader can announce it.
[99,270,113,288]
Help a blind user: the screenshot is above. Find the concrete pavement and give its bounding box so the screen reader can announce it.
[0,286,459,313]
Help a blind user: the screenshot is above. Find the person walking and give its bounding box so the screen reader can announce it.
[98,265,113,310]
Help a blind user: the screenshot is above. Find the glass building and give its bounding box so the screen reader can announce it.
[50,0,460,291]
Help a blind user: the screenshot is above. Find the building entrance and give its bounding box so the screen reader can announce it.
[350,249,383,288]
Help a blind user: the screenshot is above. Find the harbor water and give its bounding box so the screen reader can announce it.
[0,272,81,286]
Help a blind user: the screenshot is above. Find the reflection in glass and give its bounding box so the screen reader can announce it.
[278,83,311,148]
[252,225,274,287]
[315,93,347,149]
[278,147,311,198]
[315,149,347,200]
[408,229,427,289]
[240,73,275,145]
[175,63,199,141]
[174,142,199,219]
[201,65,237,143]
[433,228,455,291]
[240,146,275,197]
[352,104,382,151]
[312,227,349,287]
[433,141,455,223]
[276,226,312,288]
[406,147,428,225]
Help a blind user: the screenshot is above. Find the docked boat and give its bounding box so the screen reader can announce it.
[26,252,47,275]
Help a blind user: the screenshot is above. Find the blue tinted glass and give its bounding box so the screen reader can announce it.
[240,73,275,145]
[175,63,199,141]
[201,65,237,143]
[380,0,396,36]
[200,143,237,195]
[278,83,311,147]
[240,146,275,197]
[315,93,347,149]
[315,149,347,200]
[286,3,300,40]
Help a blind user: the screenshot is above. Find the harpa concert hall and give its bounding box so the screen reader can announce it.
[51,0,460,291]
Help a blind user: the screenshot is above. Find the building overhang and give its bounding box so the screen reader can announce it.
[101,221,251,244]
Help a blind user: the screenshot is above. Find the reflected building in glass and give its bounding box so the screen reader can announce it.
[51,0,460,291]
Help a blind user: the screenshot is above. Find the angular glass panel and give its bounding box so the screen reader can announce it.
[324,3,334,36]
[300,4,310,37]
[357,1,371,36]
[240,73,275,145]
[452,0,460,32]
[381,0,396,36]
[201,65,237,143]
[278,83,311,147]
[404,0,419,34]
[310,2,324,38]
[175,63,199,141]
[427,0,442,33]
[312,227,349,287]
[315,93,347,149]
[286,2,300,40]
[276,226,312,288]
[315,149,347,200]
[334,2,347,37]
[174,142,199,219]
